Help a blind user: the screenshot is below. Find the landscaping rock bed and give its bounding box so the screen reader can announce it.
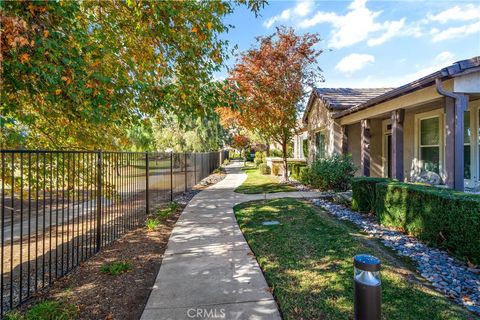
[174,172,226,206]
[311,198,480,316]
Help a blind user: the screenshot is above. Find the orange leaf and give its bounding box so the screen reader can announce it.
[191,26,198,33]
[19,53,30,63]
[43,30,49,38]
[54,89,62,95]
[207,22,213,30]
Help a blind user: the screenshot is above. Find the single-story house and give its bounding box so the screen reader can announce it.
[293,120,308,160]
[300,56,480,192]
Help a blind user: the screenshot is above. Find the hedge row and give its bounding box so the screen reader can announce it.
[289,162,307,180]
[351,177,391,213]
[351,177,480,264]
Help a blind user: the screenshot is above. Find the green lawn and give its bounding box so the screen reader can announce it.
[234,198,475,320]
[235,166,297,194]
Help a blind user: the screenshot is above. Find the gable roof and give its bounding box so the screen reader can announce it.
[302,87,392,123]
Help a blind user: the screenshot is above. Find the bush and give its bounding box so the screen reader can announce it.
[258,163,271,175]
[270,149,283,157]
[100,261,133,276]
[289,162,307,180]
[272,164,281,176]
[254,151,266,166]
[375,182,480,264]
[223,159,230,166]
[304,154,356,191]
[351,177,391,213]
[299,167,310,185]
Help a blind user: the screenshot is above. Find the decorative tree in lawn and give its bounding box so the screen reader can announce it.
[228,27,322,180]
[231,134,251,165]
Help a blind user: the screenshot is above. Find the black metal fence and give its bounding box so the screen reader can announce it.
[0,150,224,316]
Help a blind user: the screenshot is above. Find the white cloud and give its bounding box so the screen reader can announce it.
[298,0,405,48]
[367,18,405,46]
[335,53,375,74]
[427,4,480,24]
[398,51,456,83]
[263,0,314,28]
[430,21,480,42]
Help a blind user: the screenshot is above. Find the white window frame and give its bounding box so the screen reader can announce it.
[464,101,480,187]
[414,109,444,179]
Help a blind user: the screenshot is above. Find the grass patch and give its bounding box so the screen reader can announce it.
[5,300,77,320]
[100,261,133,276]
[235,167,296,194]
[234,198,474,320]
[146,201,179,230]
[145,218,161,231]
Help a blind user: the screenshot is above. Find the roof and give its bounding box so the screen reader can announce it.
[333,56,480,119]
[302,56,480,123]
[302,87,392,123]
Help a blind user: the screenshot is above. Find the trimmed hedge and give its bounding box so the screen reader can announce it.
[375,182,480,264]
[289,162,307,180]
[258,163,271,175]
[351,177,391,213]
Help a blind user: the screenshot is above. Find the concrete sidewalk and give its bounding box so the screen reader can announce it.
[141,163,323,320]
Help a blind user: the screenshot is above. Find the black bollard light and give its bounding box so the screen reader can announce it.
[354,254,381,320]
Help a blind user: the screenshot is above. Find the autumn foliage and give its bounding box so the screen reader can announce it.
[226,27,322,179]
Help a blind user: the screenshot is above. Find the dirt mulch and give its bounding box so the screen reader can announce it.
[16,210,181,320]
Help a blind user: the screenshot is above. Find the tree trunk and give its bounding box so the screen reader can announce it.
[282,141,288,181]
[266,143,270,157]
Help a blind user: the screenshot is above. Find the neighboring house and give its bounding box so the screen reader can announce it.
[302,56,480,192]
[292,120,308,160]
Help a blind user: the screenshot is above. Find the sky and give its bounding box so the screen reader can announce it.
[216,0,480,88]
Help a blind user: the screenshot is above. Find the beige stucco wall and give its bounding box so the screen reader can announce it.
[306,99,337,163]
[346,123,361,176]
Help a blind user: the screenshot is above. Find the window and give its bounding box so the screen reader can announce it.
[464,111,471,179]
[315,131,326,160]
[419,117,440,173]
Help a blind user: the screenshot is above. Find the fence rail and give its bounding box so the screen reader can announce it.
[0,149,225,316]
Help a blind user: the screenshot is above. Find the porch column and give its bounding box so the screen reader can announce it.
[444,95,469,191]
[341,125,348,154]
[361,119,371,177]
[391,109,404,181]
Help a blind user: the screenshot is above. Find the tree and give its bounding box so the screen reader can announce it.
[0,0,266,150]
[231,134,251,164]
[228,27,322,180]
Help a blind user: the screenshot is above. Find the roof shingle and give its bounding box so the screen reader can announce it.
[314,88,393,110]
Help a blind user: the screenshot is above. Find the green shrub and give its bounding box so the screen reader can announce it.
[299,167,310,185]
[270,149,283,157]
[145,218,160,230]
[351,177,391,213]
[254,151,266,166]
[258,163,271,175]
[304,154,356,191]
[223,159,230,165]
[289,162,307,180]
[375,182,480,264]
[100,261,133,276]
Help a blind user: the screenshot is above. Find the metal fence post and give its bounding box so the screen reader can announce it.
[184,153,188,192]
[145,151,149,215]
[96,150,102,252]
[170,152,173,202]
